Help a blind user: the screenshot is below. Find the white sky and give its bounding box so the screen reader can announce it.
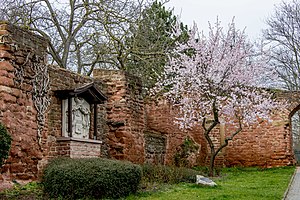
[165,0,283,40]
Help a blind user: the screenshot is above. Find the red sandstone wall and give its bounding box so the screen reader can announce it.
[0,22,48,183]
[47,66,107,158]
[93,70,145,164]
[0,22,108,187]
[145,100,208,166]
[145,96,298,168]
[1,22,300,192]
[224,108,294,167]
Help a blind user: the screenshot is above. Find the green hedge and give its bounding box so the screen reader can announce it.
[0,122,12,167]
[42,158,142,199]
[142,164,200,184]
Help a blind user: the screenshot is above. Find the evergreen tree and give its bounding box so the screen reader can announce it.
[126,1,188,93]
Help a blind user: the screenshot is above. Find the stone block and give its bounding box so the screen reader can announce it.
[0,44,11,51]
[10,163,26,173]
[15,56,25,64]
[196,175,217,186]
[1,92,16,103]
[16,173,34,180]
[0,50,12,59]
[0,85,12,94]
[0,69,9,77]
[0,76,14,87]
[0,23,9,30]
[0,62,14,74]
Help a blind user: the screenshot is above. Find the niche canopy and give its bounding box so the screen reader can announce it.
[55,83,107,139]
[55,82,107,104]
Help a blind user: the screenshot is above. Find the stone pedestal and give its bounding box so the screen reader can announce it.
[55,137,102,158]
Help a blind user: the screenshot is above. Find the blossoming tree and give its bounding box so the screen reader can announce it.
[157,20,278,176]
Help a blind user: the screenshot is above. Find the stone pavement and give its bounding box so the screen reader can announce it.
[284,167,300,200]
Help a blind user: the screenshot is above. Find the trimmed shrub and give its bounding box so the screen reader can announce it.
[42,158,142,199]
[0,122,12,167]
[142,164,200,184]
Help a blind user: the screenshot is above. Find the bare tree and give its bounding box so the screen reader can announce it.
[0,0,146,75]
[264,0,300,90]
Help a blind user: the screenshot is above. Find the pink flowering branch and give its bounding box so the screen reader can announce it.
[155,18,279,176]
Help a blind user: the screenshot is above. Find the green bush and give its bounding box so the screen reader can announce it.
[174,136,199,167]
[142,164,200,184]
[0,122,12,167]
[42,158,142,199]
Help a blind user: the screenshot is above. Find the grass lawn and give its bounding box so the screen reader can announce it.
[126,166,295,200]
[0,166,295,200]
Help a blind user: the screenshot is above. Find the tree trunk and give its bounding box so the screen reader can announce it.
[209,149,216,177]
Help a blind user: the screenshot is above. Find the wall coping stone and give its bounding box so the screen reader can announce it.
[56,137,103,144]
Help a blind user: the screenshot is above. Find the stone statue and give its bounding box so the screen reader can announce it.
[62,97,91,139]
[72,97,91,139]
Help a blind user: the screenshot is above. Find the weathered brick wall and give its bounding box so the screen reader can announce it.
[2,21,300,191]
[145,91,300,168]
[47,66,107,158]
[145,100,207,167]
[93,70,145,164]
[0,23,108,188]
[224,91,300,167]
[224,117,293,167]
[0,21,48,184]
[54,137,102,158]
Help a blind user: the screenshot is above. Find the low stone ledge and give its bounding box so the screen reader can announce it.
[55,137,102,158]
[56,137,103,144]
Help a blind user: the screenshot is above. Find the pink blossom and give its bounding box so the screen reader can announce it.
[157,19,279,129]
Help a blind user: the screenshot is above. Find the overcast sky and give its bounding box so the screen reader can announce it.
[165,0,283,40]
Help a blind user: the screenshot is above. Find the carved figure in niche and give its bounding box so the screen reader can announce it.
[62,97,91,139]
[72,97,91,139]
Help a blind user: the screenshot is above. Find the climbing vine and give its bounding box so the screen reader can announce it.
[30,55,51,145]
[0,28,50,147]
[14,53,50,146]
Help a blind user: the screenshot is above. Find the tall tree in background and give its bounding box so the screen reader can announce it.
[126,0,187,92]
[156,20,278,176]
[0,0,183,92]
[264,0,300,91]
[0,0,145,75]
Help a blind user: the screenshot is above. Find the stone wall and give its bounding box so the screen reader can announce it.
[223,117,293,167]
[93,70,145,163]
[0,21,48,184]
[54,137,102,158]
[0,22,108,187]
[223,91,300,167]
[2,21,300,190]
[47,66,107,159]
[145,91,300,168]
[145,100,207,167]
